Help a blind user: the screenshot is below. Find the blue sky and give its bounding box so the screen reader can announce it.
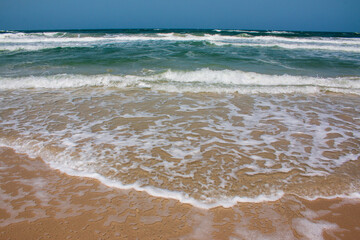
[1,0,359,32]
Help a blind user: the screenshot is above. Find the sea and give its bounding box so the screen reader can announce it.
[0,29,359,209]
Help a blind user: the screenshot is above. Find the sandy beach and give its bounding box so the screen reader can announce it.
[1,29,360,240]
[1,146,360,240]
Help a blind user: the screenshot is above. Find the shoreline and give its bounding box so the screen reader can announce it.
[1,146,360,239]
[1,28,360,240]
[3,142,360,210]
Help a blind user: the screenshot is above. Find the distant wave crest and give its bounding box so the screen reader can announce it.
[1,31,360,52]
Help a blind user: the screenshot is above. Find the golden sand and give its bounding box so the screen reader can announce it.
[1,147,360,240]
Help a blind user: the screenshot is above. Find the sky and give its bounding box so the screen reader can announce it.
[0,0,359,32]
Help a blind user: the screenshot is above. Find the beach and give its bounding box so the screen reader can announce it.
[0,29,360,239]
[1,147,360,239]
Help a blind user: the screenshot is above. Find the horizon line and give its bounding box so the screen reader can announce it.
[1,28,358,34]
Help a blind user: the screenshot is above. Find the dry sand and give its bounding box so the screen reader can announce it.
[1,147,360,240]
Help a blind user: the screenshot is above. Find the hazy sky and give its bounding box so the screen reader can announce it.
[1,0,359,32]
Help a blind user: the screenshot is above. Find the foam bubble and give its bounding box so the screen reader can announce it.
[0,70,359,95]
[0,140,287,209]
[1,87,359,208]
[292,218,338,240]
[210,36,360,52]
[1,31,359,52]
[266,30,295,34]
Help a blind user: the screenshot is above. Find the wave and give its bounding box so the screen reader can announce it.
[266,31,292,34]
[212,42,360,53]
[1,139,359,209]
[1,32,360,52]
[0,69,359,94]
[213,29,261,33]
[209,36,360,52]
[0,137,283,209]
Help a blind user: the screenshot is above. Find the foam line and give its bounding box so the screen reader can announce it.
[0,140,281,209]
[0,69,359,95]
[1,32,359,52]
[1,141,360,209]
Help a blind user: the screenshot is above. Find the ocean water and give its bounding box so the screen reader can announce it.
[0,29,359,208]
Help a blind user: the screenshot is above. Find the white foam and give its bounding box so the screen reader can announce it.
[216,42,360,52]
[0,140,284,209]
[299,192,360,202]
[292,218,338,240]
[209,35,360,52]
[0,69,359,95]
[1,32,360,52]
[1,88,360,209]
[266,30,295,34]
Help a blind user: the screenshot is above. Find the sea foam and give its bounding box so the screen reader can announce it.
[1,31,360,52]
[1,139,359,209]
[0,69,359,95]
[0,88,359,208]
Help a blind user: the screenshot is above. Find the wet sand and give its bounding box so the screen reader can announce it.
[1,147,360,240]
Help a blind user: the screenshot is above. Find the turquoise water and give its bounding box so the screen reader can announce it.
[0,29,360,207]
[1,29,359,90]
